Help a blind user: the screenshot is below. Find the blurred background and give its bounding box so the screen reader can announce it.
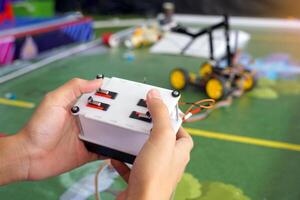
[6,0,300,18]
[60,0,299,18]
[1,1,300,200]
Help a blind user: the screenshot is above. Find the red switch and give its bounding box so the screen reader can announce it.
[95,89,117,99]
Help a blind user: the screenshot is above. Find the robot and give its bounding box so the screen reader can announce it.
[169,16,256,100]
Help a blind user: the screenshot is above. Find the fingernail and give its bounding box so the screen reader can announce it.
[148,89,161,99]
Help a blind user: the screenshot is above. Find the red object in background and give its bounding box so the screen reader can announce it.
[102,32,113,46]
[0,0,14,24]
[0,133,7,137]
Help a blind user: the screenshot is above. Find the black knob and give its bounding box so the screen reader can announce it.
[171,90,180,97]
[88,96,93,103]
[146,111,151,117]
[96,74,104,79]
[71,106,80,114]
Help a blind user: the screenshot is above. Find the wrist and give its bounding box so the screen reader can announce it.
[0,131,30,185]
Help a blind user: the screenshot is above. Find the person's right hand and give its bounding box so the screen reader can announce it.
[112,89,194,200]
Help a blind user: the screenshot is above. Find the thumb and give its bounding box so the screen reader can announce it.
[146,89,173,140]
[62,78,102,100]
[47,78,102,109]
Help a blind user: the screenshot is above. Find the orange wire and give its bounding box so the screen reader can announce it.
[179,99,216,116]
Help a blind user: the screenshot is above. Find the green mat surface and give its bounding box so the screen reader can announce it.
[1,27,300,200]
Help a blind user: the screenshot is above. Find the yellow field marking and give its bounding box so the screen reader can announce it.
[186,128,300,152]
[0,98,35,109]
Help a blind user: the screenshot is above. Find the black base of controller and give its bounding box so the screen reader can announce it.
[83,140,136,164]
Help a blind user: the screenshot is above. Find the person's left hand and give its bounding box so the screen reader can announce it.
[19,78,103,180]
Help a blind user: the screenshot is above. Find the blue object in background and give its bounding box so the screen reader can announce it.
[62,21,94,42]
[4,92,16,100]
[0,0,6,12]
[123,51,136,61]
[239,52,300,79]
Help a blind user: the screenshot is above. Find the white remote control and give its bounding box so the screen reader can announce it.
[71,75,182,164]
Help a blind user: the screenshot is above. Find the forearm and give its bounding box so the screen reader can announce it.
[126,182,173,200]
[0,133,30,185]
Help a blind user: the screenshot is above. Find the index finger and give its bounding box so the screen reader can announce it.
[111,159,131,183]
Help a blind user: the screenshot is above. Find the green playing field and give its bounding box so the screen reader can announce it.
[0,26,300,200]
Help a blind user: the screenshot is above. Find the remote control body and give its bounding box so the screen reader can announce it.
[72,76,182,164]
